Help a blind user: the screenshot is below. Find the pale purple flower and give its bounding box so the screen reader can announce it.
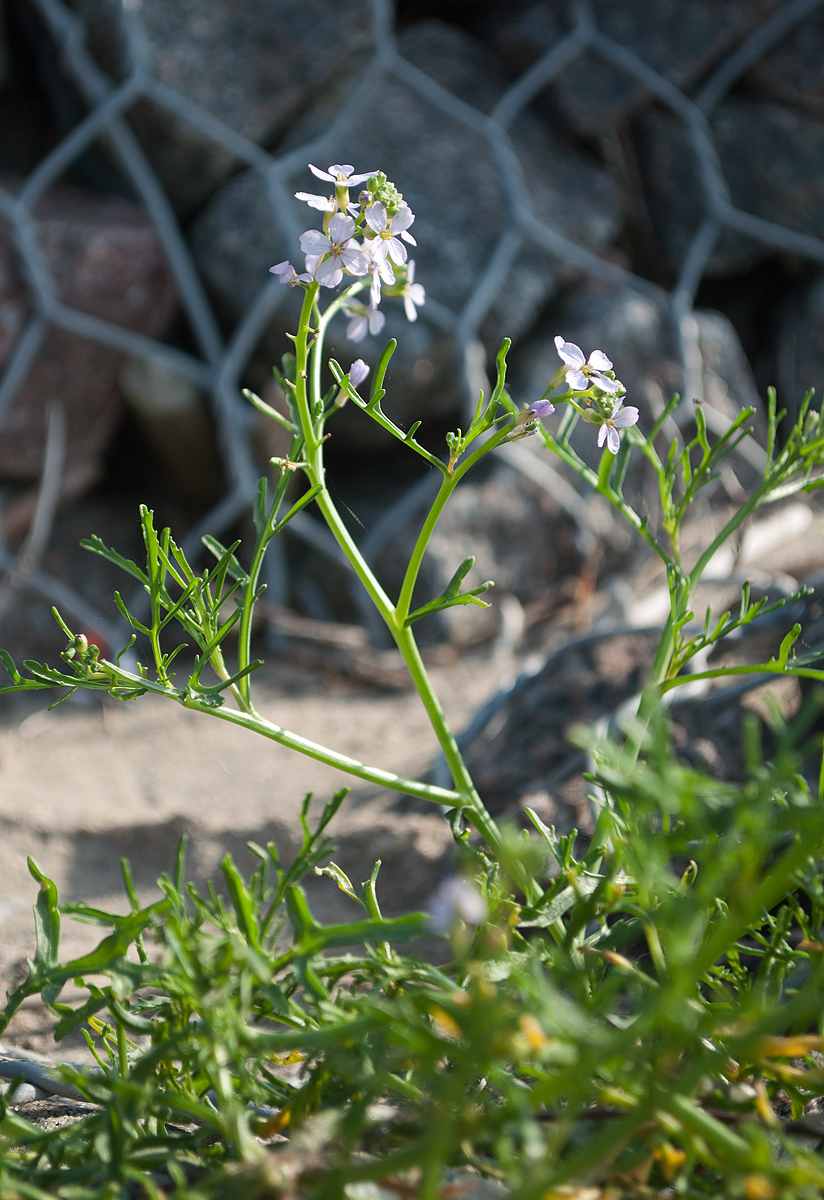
[348,359,370,389]
[555,336,621,394]
[299,213,369,287]
[269,260,312,286]
[294,191,337,212]
[529,399,555,419]
[365,201,416,266]
[597,399,640,454]
[399,259,425,322]
[309,163,376,187]
[345,300,385,342]
[428,876,487,935]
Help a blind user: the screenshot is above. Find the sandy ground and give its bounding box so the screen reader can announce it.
[0,649,508,1053]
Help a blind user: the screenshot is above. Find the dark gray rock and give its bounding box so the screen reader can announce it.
[0,180,177,487]
[72,0,374,216]
[636,102,824,278]
[478,0,782,136]
[744,9,824,122]
[190,20,622,439]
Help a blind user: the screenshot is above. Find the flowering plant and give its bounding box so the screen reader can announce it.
[4,168,824,1198]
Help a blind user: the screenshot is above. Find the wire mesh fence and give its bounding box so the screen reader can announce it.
[2,0,823,643]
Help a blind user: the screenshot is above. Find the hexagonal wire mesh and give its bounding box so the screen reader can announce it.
[1,0,824,648]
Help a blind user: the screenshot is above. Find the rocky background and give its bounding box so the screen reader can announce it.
[2,0,824,949]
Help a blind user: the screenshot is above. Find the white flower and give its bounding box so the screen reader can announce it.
[299,213,370,288]
[309,163,376,187]
[348,359,370,388]
[269,260,311,286]
[399,259,425,322]
[597,399,640,454]
[294,191,337,212]
[365,250,395,307]
[345,300,385,342]
[365,201,416,266]
[555,336,621,394]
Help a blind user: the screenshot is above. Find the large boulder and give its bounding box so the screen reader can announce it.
[476,0,782,136]
[189,20,622,442]
[0,180,177,495]
[71,0,375,216]
[635,102,824,277]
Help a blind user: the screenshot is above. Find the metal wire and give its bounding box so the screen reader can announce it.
[1,0,822,642]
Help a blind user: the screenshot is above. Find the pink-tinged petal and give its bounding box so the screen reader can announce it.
[295,272,313,283]
[387,238,408,266]
[555,336,585,367]
[592,371,621,394]
[269,260,292,278]
[347,313,367,342]
[530,400,555,418]
[597,423,608,448]
[365,202,387,233]
[315,257,343,287]
[368,308,385,335]
[404,294,419,322]
[401,231,417,245]
[348,358,370,387]
[390,204,415,232]
[303,253,321,275]
[611,405,639,429]
[300,229,330,254]
[606,426,621,454]
[341,246,370,276]
[566,368,589,391]
[328,164,354,177]
[309,163,335,182]
[328,212,355,243]
[295,191,336,212]
[588,349,613,371]
[346,170,378,185]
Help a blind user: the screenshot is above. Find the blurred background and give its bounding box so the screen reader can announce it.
[3,0,824,1014]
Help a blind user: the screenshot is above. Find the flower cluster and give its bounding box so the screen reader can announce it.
[527,336,639,455]
[270,165,425,343]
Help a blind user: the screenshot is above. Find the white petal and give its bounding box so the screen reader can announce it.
[347,170,378,185]
[607,426,621,454]
[303,253,321,275]
[597,423,608,448]
[315,257,343,287]
[612,405,639,429]
[365,202,387,233]
[408,283,425,305]
[269,260,291,277]
[387,237,408,266]
[328,164,354,178]
[328,213,355,243]
[592,371,620,394]
[390,204,415,232]
[341,246,370,276]
[378,258,395,284]
[566,368,589,390]
[401,231,417,245]
[347,314,367,342]
[309,163,335,182]
[404,294,418,322]
[407,260,416,284]
[554,336,585,367]
[299,229,330,254]
[368,309,386,335]
[295,191,336,212]
[588,349,613,371]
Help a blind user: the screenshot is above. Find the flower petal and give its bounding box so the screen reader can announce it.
[309,163,335,182]
[592,371,621,394]
[295,191,336,212]
[404,294,418,322]
[588,349,613,371]
[341,246,370,276]
[347,314,367,342]
[365,201,388,233]
[566,368,589,391]
[597,423,608,448]
[611,405,640,429]
[555,336,585,367]
[299,229,330,254]
[401,231,417,245]
[606,426,621,454]
[387,238,408,266]
[346,170,378,185]
[348,358,370,387]
[390,204,415,232]
[327,164,354,178]
[367,308,385,335]
[328,212,355,243]
[315,257,343,287]
[530,400,555,418]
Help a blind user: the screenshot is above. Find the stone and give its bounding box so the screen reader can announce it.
[744,9,824,122]
[776,274,824,421]
[477,0,783,137]
[0,180,177,487]
[189,19,621,440]
[635,102,824,278]
[71,0,375,216]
